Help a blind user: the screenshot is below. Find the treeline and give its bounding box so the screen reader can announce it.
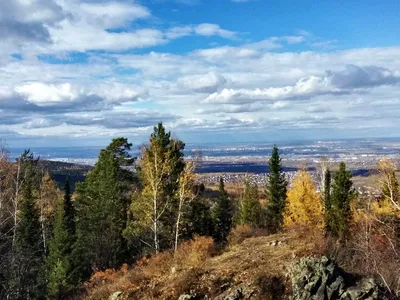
[1,123,400,299]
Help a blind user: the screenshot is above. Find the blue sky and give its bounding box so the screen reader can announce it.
[1,0,400,147]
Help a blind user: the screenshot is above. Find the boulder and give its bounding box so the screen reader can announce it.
[287,256,395,300]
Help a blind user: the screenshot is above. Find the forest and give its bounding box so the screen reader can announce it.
[1,123,400,299]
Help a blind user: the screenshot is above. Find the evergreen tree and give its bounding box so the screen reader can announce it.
[73,138,133,282]
[184,196,214,238]
[47,178,75,299]
[265,146,287,232]
[238,179,263,227]
[329,162,354,238]
[213,178,234,243]
[324,169,332,232]
[63,179,75,238]
[11,150,45,299]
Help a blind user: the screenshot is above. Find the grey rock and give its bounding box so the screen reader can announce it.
[214,287,254,300]
[287,256,395,300]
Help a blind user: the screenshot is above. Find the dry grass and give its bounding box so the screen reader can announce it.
[84,236,215,299]
[84,229,323,299]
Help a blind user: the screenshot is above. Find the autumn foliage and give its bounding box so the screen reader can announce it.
[284,169,324,231]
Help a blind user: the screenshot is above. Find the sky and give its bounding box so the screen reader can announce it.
[1,0,400,147]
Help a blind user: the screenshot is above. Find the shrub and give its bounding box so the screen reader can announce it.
[228,224,269,245]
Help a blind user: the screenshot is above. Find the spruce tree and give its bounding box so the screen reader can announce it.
[329,162,354,238]
[213,178,233,243]
[324,169,332,232]
[11,150,45,299]
[47,178,75,299]
[266,146,287,233]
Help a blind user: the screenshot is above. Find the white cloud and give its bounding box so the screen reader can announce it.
[194,23,237,39]
[204,65,400,104]
[15,82,77,105]
[165,23,237,40]
[177,72,227,93]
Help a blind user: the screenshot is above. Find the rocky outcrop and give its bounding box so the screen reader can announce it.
[287,256,396,300]
[177,255,397,300]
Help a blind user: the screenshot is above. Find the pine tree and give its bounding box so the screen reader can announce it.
[47,178,75,299]
[329,162,354,238]
[324,169,332,232]
[11,150,45,299]
[238,179,263,227]
[266,146,287,232]
[73,139,132,282]
[213,178,234,243]
[185,196,214,239]
[284,169,324,231]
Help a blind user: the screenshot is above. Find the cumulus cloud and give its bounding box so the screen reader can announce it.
[204,65,400,104]
[0,0,66,42]
[165,23,237,40]
[194,23,237,39]
[59,110,179,129]
[328,65,400,89]
[177,72,227,93]
[0,82,147,114]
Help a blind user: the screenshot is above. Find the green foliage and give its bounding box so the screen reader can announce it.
[47,179,75,298]
[11,150,45,300]
[324,169,332,232]
[265,146,287,233]
[105,137,135,167]
[73,141,131,282]
[238,180,263,227]
[125,123,185,252]
[184,195,214,238]
[328,162,355,238]
[213,178,234,243]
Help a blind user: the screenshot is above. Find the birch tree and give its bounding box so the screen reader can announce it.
[174,161,196,251]
[126,123,185,253]
[377,158,400,211]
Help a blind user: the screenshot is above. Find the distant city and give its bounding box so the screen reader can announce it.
[8,138,400,174]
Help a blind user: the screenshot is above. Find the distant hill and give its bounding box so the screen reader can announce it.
[38,160,92,191]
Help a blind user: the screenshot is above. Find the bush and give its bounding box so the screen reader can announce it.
[228,224,269,245]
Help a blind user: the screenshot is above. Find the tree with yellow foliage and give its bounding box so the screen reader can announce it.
[373,158,400,215]
[284,169,324,231]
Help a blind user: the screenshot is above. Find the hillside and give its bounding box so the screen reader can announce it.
[83,230,325,299]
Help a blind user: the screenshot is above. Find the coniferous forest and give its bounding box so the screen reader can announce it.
[1,123,400,299]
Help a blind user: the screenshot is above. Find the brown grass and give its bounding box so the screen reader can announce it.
[84,236,214,299]
[84,229,323,299]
